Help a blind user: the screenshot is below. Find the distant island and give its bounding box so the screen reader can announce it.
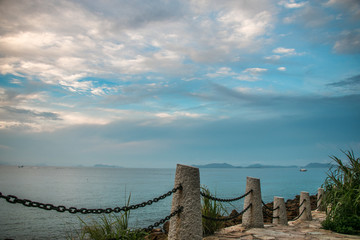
[93,164,122,168]
[192,162,331,169]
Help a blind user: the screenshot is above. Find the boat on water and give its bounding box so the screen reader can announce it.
[300,168,307,172]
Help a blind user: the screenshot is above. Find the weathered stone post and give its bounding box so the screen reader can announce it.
[242,177,264,228]
[168,164,202,240]
[317,188,325,211]
[299,191,312,221]
[273,196,287,225]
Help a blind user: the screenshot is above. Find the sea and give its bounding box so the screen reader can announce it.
[0,165,329,240]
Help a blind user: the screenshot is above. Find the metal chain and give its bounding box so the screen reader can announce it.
[202,203,252,222]
[143,206,183,232]
[316,194,322,203]
[292,207,306,221]
[262,209,280,219]
[298,199,306,208]
[0,185,182,214]
[262,200,279,211]
[200,189,253,202]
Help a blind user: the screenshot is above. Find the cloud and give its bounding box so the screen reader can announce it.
[1,90,359,167]
[333,29,360,54]
[206,67,236,78]
[264,55,281,61]
[278,67,286,71]
[235,68,268,82]
[0,106,62,131]
[273,47,296,54]
[325,0,360,20]
[0,0,278,94]
[282,3,334,27]
[328,74,360,87]
[278,0,307,9]
[243,68,268,74]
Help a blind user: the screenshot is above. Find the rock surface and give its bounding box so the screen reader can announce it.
[203,211,360,240]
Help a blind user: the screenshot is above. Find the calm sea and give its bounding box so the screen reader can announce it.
[0,165,328,240]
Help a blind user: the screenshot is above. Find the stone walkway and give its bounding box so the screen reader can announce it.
[203,211,360,240]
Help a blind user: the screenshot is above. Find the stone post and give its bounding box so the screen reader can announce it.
[317,188,325,211]
[273,196,287,225]
[168,164,202,240]
[242,177,264,228]
[299,191,312,221]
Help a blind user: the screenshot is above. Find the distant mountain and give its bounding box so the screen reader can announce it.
[192,162,332,169]
[192,163,236,168]
[192,163,298,168]
[245,164,297,168]
[304,162,331,168]
[93,164,122,168]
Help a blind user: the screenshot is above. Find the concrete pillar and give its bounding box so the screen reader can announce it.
[299,191,312,221]
[168,164,202,240]
[317,188,325,211]
[273,196,287,225]
[242,177,264,228]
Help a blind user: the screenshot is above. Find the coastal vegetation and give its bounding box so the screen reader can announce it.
[69,194,147,240]
[322,150,360,234]
[201,186,228,236]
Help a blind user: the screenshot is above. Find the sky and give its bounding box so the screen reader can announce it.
[0,0,359,168]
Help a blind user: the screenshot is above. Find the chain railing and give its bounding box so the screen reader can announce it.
[200,189,253,221]
[0,184,182,231]
[201,203,252,222]
[292,199,306,221]
[262,200,280,219]
[200,189,253,202]
[315,193,323,210]
[143,206,183,231]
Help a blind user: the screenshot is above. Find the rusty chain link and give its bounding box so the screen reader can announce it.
[0,185,182,214]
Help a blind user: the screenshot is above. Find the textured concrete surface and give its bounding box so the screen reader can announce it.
[273,197,287,225]
[300,192,312,221]
[203,211,360,240]
[242,177,264,229]
[317,188,325,211]
[169,164,202,240]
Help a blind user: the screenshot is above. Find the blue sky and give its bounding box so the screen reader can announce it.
[0,0,359,168]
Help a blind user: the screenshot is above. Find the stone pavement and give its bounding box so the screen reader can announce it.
[203,211,360,240]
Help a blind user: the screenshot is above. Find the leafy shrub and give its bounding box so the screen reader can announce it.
[321,150,360,235]
[201,186,227,236]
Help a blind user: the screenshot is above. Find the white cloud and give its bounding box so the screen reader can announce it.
[278,0,307,9]
[206,67,236,78]
[264,55,281,61]
[244,68,268,74]
[273,47,296,54]
[278,67,287,71]
[236,68,268,81]
[156,111,203,120]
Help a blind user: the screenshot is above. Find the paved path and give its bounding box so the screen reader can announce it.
[203,211,360,240]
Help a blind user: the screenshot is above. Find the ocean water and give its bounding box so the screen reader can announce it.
[0,165,328,240]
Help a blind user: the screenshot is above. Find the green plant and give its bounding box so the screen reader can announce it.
[69,194,147,240]
[201,186,227,236]
[321,150,360,234]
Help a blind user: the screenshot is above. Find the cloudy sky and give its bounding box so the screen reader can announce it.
[0,0,359,168]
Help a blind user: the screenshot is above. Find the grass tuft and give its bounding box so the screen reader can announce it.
[68,194,147,240]
[201,185,227,236]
